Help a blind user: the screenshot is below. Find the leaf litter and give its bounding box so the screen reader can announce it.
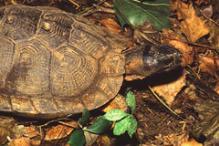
[0,0,219,146]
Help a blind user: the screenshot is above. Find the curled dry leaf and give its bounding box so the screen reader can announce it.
[181,139,203,146]
[45,121,77,141]
[99,18,121,33]
[102,94,128,113]
[151,71,186,105]
[172,1,210,42]
[162,29,194,66]
[199,55,219,77]
[9,137,31,146]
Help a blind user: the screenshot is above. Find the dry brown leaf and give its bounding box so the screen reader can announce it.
[23,126,39,139]
[151,72,186,105]
[215,82,219,94]
[162,30,194,66]
[0,127,11,145]
[193,0,210,5]
[84,131,98,146]
[102,94,128,112]
[199,55,219,77]
[9,137,31,146]
[99,18,121,33]
[155,132,189,146]
[181,139,203,146]
[209,25,219,49]
[96,135,111,146]
[0,116,15,145]
[173,1,210,42]
[45,121,77,141]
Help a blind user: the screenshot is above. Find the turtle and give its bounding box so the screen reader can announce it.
[0,4,181,119]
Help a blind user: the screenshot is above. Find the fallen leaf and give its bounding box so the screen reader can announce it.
[200,5,213,18]
[199,55,219,77]
[155,132,189,146]
[0,116,15,145]
[84,130,98,146]
[0,127,11,145]
[9,137,31,146]
[151,71,186,105]
[23,126,39,138]
[99,18,121,33]
[209,24,219,49]
[96,135,111,146]
[161,29,194,66]
[215,82,219,94]
[181,139,203,146]
[45,121,77,141]
[23,126,41,146]
[172,1,210,42]
[193,0,210,5]
[102,94,128,112]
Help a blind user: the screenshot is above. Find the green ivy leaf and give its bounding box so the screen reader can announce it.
[79,108,90,126]
[85,116,112,134]
[104,109,129,121]
[113,0,171,30]
[113,115,137,138]
[127,115,137,137]
[68,129,86,146]
[126,91,136,114]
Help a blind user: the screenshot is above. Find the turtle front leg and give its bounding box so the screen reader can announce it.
[125,45,182,80]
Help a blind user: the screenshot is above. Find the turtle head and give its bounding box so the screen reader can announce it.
[125,45,182,81]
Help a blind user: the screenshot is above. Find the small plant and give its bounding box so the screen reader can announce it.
[114,0,171,30]
[67,91,137,146]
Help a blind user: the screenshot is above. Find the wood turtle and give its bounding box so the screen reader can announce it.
[0,5,181,119]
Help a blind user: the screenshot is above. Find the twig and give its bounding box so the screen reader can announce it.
[148,86,183,120]
[58,121,78,128]
[186,65,201,80]
[138,31,159,46]
[77,0,108,16]
[37,115,72,128]
[163,37,219,54]
[68,0,80,9]
[199,9,219,27]
[186,66,219,100]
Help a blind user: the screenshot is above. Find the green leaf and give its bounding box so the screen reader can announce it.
[68,129,86,146]
[113,115,137,138]
[126,91,136,114]
[85,116,112,134]
[113,0,171,30]
[127,115,137,137]
[79,108,90,126]
[104,109,129,121]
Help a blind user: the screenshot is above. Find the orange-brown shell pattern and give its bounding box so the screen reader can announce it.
[0,5,125,118]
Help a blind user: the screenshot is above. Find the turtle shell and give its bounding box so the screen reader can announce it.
[0,5,125,118]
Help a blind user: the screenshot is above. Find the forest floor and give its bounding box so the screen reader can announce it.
[0,0,218,146]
